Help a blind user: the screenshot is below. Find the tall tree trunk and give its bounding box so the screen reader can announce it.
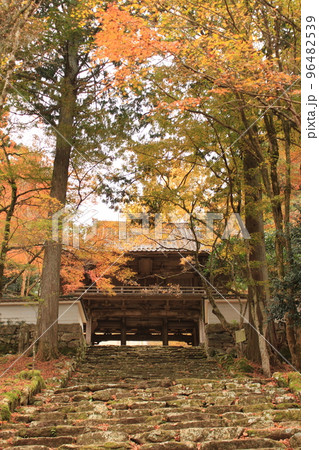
[0,150,18,296]
[243,149,271,376]
[20,271,27,296]
[263,115,300,370]
[36,37,78,360]
[245,299,261,364]
[282,120,301,370]
[263,113,286,278]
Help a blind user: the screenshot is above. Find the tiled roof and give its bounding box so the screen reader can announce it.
[0,297,78,303]
[130,223,201,252]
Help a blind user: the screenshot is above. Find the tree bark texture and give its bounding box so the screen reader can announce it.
[243,149,271,376]
[37,36,78,360]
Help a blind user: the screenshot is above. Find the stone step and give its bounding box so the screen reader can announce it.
[13,436,76,447]
[136,439,286,449]
[199,438,287,449]
[5,447,50,450]
[17,425,86,438]
[1,345,300,449]
[133,425,245,444]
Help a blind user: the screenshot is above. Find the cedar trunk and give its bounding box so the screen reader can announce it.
[264,115,301,369]
[0,151,18,297]
[243,149,271,377]
[36,37,78,360]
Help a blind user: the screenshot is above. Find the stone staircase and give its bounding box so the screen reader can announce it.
[0,346,301,449]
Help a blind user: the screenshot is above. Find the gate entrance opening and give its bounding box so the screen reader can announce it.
[80,285,204,346]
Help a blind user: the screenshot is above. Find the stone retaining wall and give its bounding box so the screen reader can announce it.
[204,323,253,357]
[0,323,86,355]
[204,323,237,356]
[204,322,288,361]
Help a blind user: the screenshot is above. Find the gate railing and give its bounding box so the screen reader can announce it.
[72,285,206,296]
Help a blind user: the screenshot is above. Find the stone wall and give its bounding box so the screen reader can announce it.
[204,323,237,356]
[0,322,86,355]
[204,322,288,362]
[204,323,252,357]
[58,324,86,355]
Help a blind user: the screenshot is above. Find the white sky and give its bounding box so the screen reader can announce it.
[10,115,119,223]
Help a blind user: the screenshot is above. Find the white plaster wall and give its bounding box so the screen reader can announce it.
[0,302,85,327]
[205,299,248,324]
[199,317,206,343]
[58,303,85,327]
[0,304,37,323]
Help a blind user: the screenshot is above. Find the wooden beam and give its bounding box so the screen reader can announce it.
[90,311,200,319]
[162,318,168,346]
[81,295,203,302]
[96,319,198,329]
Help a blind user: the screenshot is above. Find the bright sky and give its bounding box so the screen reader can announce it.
[10,113,120,223]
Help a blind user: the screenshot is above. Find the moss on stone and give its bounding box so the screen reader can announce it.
[0,403,11,421]
[50,427,57,437]
[60,406,77,414]
[273,371,301,394]
[145,415,162,424]
[275,402,300,409]
[0,370,46,422]
[27,372,45,397]
[273,409,301,422]
[246,429,257,436]
[242,402,274,412]
[273,372,288,387]
[215,354,254,375]
[288,372,301,394]
[4,389,21,402]
[18,369,41,380]
[2,388,23,412]
[234,358,254,374]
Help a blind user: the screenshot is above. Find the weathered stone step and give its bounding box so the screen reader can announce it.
[17,425,86,438]
[6,447,50,450]
[48,388,295,408]
[1,345,300,450]
[75,430,129,446]
[137,438,286,450]
[13,436,76,447]
[133,425,245,444]
[199,438,287,449]
[138,444,197,449]
[69,445,131,449]
[244,426,301,440]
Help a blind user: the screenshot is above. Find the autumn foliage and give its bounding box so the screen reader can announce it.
[95,0,300,109]
[0,130,51,296]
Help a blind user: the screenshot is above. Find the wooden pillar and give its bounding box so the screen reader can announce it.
[162,318,168,346]
[192,325,199,346]
[86,315,92,346]
[199,299,206,344]
[121,317,126,346]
